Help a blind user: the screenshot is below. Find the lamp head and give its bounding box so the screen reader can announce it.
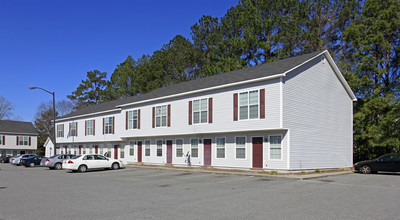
[29,87,37,90]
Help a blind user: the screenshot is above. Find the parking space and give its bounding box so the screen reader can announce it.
[1,164,400,219]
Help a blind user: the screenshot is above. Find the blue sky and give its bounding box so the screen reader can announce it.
[0,0,236,122]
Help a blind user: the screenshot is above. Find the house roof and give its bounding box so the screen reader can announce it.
[58,50,356,121]
[0,120,39,135]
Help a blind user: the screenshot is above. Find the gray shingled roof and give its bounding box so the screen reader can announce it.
[60,50,324,120]
[0,120,39,135]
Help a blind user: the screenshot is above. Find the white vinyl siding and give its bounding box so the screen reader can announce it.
[235,137,246,159]
[191,139,198,158]
[270,136,282,160]
[145,140,150,156]
[176,139,183,157]
[155,105,167,127]
[156,140,162,157]
[104,117,113,134]
[86,120,94,135]
[193,98,208,124]
[128,110,138,129]
[239,90,258,120]
[216,137,225,158]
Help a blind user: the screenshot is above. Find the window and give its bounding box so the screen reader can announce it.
[129,141,134,156]
[236,137,246,159]
[216,137,225,158]
[83,146,86,154]
[73,145,77,155]
[18,136,28,145]
[193,98,208,124]
[70,122,77,136]
[57,125,63,137]
[107,147,111,158]
[104,117,113,134]
[99,146,103,155]
[191,139,198,158]
[86,120,94,135]
[145,140,150,156]
[270,136,282,160]
[120,147,125,158]
[176,139,183,157]
[0,135,3,145]
[378,154,395,162]
[239,90,258,120]
[128,110,138,129]
[157,140,163,157]
[155,105,167,127]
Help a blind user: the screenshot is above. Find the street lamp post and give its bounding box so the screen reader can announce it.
[29,87,56,156]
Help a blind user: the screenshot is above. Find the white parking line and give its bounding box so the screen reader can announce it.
[300,179,400,190]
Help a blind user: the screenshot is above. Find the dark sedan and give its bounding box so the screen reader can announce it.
[0,155,12,163]
[354,153,400,174]
[21,156,43,167]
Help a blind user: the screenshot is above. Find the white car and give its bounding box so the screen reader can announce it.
[63,154,124,172]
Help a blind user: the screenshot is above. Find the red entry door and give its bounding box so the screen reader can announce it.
[252,137,263,168]
[137,141,142,162]
[167,140,173,164]
[95,145,98,154]
[204,139,212,166]
[114,145,118,159]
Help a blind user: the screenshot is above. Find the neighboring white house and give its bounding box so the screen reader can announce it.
[0,120,39,156]
[44,137,54,157]
[55,50,356,171]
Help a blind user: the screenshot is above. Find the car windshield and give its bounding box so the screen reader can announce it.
[71,155,82,159]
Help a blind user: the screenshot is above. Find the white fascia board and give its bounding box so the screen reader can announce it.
[55,109,121,122]
[0,132,39,136]
[116,74,286,108]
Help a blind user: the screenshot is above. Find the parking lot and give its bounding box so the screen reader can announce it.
[1,164,400,220]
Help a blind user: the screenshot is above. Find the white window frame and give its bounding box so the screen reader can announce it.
[86,120,94,135]
[104,117,113,134]
[156,140,163,157]
[239,90,259,120]
[99,146,103,155]
[235,136,246,159]
[128,110,138,130]
[129,141,135,156]
[191,138,199,158]
[18,136,28,146]
[120,146,125,158]
[193,98,208,124]
[107,147,111,158]
[155,105,167,127]
[57,125,63,137]
[216,137,226,159]
[70,122,77,137]
[175,139,183,157]
[145,140,151,157]
[0,135,3,145]
[269,135,283,160]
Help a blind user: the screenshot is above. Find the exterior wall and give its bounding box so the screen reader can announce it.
[283,55,353,170]
[0,133,37,156]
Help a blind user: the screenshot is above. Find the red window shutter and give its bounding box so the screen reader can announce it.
[260,89,265,119]
[233,93,238,121]
[152,107,155,128]
[188,101,192,125]
[112,117,115,134]
[2,135,5,145]
[85,121,87,136]
[16,136,19,145]
[126,111,128,130]
[93,120,95,136]
[208,98,213,123]
[138,109,141,129]
[29,137,31,146]
[167,104,171,127]
[103,118,105,135]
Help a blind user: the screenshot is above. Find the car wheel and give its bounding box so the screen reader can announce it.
[29,162,35,167]
[360,165,372,174]
[54,163,62,170]
[111,162,120,170]
[78,165,87,173]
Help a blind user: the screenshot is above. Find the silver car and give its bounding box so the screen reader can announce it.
[43,154,76,170]
[10,154,36,165]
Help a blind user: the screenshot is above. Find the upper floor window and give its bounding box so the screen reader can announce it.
[240,90,258,120]
[193,98,208,124]
[103,117,114,134]
[86,120,95,136]
[128,110,138,129]
[57,124,64,137]
[156,105,167,127]
[70,122,77,137]
[18,136,29,146]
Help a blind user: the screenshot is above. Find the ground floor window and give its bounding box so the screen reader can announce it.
[129,141,134,156]
[120,147,125,158]
[145,140,150,156]
[99,146,103,155]
[191,139,198,158]
[83,146,87,154]
[270,136,282,160]
[236,137,246,159]
[176,139,183,157]
[156,140,163,157]
[216,137,225,158]
[107,147,111,158]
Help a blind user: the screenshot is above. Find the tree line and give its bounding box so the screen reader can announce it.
[65,0,399,162]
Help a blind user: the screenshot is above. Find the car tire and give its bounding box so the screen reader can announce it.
[111,162,120,170]
[54,163,62,170]
[360,165,372,174]
[29,162,35,167]
[78,165,87,173]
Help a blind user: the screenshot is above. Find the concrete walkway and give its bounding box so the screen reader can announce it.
[124,163,353,180]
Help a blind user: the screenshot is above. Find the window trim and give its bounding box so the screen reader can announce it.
[238,89,259,120]
[129,141,135,156]
[144,140,151,157]
[155,105,168,128]
[86,119,94,136]
[57,124,64,137]
[268,134,283,161]
[70,122,77,137]
[175,139,184,158]
[127,110,139,130]
[104,116,114,134]
[156,139,163,157]
[215,137,226,159]
[190,138,199,158]
[192,97,209,124]
[235,136,247,160]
